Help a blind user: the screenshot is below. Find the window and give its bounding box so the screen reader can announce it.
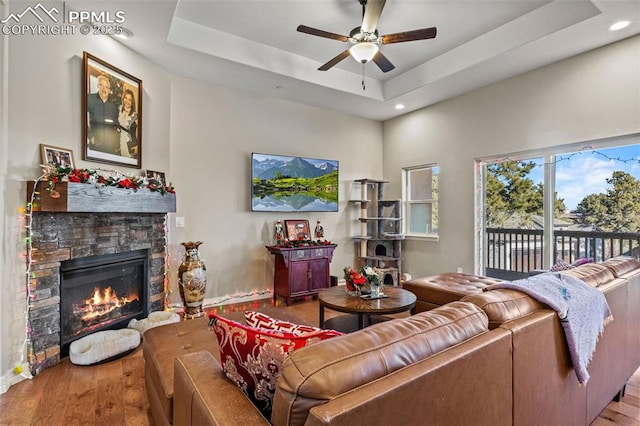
[478,136,640,279]
[403,165,439,237]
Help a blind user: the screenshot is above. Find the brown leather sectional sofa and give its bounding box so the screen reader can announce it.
[172,301,512,426]
[423,256,640,425]
[144,256,640,425]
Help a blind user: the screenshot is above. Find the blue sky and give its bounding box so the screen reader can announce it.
[527,145,640,210]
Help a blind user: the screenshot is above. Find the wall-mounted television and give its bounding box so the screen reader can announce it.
[251,153,339,212]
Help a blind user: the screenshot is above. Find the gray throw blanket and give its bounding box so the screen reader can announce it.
[485,273,612,384]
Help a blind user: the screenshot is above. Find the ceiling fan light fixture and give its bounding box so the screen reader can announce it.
[297,1,436,75]
[349,42,379,64]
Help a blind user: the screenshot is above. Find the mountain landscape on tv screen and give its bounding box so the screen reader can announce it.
[252,154,338,212]
[253,156,337,180]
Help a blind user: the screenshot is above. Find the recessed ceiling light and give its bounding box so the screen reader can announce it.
[395,103,405,110]
[609,21,630,31]
[113,27,134,40]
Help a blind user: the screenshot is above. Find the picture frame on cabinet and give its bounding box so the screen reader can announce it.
[285,220,310,241]
[82,51,143,169]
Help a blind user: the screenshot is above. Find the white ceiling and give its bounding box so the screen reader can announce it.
[80,0,640,121]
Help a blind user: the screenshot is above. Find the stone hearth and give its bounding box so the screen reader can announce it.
[27,212,167,374]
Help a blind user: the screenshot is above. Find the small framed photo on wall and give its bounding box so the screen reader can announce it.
[82,51,143,169]
[40,144,75,168]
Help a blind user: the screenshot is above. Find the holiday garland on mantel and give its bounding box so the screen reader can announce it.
[42,165,176,196]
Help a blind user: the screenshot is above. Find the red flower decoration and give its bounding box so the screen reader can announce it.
[344,267,366,291]
[119,178,132,188]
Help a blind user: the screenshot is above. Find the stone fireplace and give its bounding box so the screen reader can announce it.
[26,184,175,375]
[28,212,168,374]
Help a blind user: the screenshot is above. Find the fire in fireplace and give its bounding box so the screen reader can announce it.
[71,285,140,331]
[60,249,149,355]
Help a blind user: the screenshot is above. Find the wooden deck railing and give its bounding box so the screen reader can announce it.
[485,228,640,280]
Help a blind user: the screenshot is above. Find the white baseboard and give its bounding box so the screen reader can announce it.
[164,291,274,312]
[203,291,273,308]
[0,363,32,395]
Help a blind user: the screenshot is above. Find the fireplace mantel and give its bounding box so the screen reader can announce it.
[27,181,176,213]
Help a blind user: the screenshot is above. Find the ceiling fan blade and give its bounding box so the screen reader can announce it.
[318,50,351,71]
[297,25,349,42]
[361,0,386,34]
[372,51,395,73]
[381,27,437,44]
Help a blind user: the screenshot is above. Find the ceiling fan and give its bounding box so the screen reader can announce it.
[297,0,437,74]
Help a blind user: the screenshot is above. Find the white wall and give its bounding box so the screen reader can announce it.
[383,35,640,279]
[165,76,382,304]
[0,3,382,391]
[0,0,11,393]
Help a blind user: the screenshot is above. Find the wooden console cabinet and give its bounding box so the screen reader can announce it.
[266,245,336,305]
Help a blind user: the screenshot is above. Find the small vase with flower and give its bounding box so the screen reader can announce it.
[361,266,384,298]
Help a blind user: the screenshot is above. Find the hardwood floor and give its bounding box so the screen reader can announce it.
[0,298,638,425]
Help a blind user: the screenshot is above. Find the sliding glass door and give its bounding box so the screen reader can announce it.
[477,138,640,279]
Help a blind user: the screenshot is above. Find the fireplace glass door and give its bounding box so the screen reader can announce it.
[60,249,148,352]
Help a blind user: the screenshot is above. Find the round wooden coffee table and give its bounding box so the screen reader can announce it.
[318,286,417,331]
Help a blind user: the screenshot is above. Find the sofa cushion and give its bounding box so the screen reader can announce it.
[461,289,546,329]
[209,314,341,419]
[403,272,502,308]
[601,256,640,278]
[550,259,573,272]
[244,311,328,335]
[571,257,594,267]
[143,316,215,424]
[562,263,615,287]
[272,301,489,426]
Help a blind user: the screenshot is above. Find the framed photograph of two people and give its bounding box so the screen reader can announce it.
[82,51,142,168]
